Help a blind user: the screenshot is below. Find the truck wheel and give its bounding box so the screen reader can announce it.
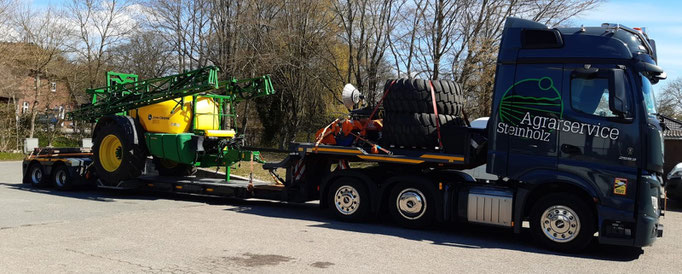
[24,162,48,187]
[530,193,595,252]
[93,122,145,185]
[328,178,370,222]
[51,165,74,190]
[154,157,197,177]
[388,182,434,228]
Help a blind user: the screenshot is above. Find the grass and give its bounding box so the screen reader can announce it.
[226,151,378,183]
[0,152,25,161]
[223,151,288,183]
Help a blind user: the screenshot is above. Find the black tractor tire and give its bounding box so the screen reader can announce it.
[383,78,464,116]
[92,122,146,186]
[529,193,596,253]
[382,112,466,148]
[388,182,435,228]
[154,157,197,177]
[24,162,48,187]
[327,178,371,222]
[51,164,75,190]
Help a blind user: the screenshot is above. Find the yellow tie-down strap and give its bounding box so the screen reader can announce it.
[204,129,236,138]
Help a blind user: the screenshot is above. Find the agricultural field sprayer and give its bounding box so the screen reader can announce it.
[66,66,275,186]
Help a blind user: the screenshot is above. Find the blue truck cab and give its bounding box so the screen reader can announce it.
[487,18,665,249]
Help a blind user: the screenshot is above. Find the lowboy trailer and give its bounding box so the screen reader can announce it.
[23,17,667,252]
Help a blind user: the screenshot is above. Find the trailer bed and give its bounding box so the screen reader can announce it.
[137,174,285,200]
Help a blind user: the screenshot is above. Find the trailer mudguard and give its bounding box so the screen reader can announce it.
[511,168,600,233]
[93,115,142,146]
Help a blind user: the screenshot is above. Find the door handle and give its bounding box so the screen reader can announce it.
[561,144,582,155]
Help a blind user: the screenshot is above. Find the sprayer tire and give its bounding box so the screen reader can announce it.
[92,122,145,185]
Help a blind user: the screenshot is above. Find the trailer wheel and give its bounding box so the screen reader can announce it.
[328,178,370,222]
[530,193,595,252]
[24,162,48,187]
[93,122,145,185]
[51,165,74,190]
[388,182,434,228]
[154,157,197,177]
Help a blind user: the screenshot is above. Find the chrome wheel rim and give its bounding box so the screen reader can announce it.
[31,167,42,185]
[541,205,581,243]
[334,185,360,215]
[54,169,67,187]
[396,188,426,220]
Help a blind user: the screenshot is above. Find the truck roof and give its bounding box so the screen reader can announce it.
[499,17,659,66]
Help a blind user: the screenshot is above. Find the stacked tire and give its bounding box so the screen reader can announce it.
[382,78,465,148]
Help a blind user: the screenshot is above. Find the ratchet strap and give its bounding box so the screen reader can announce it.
[428,80,443,149]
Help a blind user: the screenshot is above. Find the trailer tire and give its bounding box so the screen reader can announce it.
[24,162,48,187]
[383,112,466,148]
[383,78,463,116]
[327,178,370,222]
[51,164,75,190]
[530,193,595,253]
[154,157,197,177]
[92,122,146,186]
[388,182,435,228]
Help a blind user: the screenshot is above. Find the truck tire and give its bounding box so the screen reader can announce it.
[51,164,75,190]
[92,122,146,185]
[24,162,48,187]
[529,193,595,252]
[388,182,435,228]
[327,178,370,222]
[154,157,197,177]
[383,78,463,116]
[382,112,466,148]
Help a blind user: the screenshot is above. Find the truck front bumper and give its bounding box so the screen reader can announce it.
[598,213,662,247]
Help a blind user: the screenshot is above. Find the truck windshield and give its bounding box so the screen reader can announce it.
[641,74,657,115]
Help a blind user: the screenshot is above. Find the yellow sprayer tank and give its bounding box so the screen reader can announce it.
[131,96,220,133]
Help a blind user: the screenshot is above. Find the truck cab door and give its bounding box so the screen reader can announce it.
[500,64,563,178]
[558,65,640,210]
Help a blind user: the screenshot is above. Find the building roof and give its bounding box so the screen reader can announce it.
[662,115,682,140]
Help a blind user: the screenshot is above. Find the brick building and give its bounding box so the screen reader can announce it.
[662,115,682,176]
[0,43,76,128]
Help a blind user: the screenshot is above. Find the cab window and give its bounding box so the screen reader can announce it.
[570,74,631,118]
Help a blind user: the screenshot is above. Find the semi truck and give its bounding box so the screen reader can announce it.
[22,17,666,252]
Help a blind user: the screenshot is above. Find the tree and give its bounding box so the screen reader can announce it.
[396,0,601,117]
[331,0,403,105]
[143,0,211,72]
[110,31,174,78]
[13,5,69,138]
[657,78,682,120]
[66,0,136,88]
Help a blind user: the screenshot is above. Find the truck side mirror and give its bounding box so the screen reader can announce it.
[608,69,628,117]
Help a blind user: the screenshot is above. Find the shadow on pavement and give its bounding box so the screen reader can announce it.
[2,181,644,261]
[222,199,644,262]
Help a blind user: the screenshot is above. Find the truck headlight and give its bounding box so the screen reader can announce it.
[652,196,659,212]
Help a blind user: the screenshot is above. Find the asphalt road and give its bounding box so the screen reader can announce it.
[1,161,681,273]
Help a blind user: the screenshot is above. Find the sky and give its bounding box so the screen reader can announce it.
[575,0,682,92]
[28,0,681,91]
